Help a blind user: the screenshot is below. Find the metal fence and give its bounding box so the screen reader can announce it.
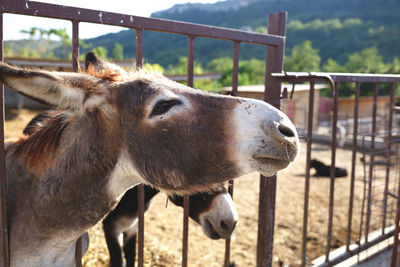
[272,72,400,266]
[0,1,287,266]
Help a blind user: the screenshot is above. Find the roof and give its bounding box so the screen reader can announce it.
[221,83,328,93]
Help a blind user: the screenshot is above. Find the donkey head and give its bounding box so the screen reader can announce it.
[0,53,299,195]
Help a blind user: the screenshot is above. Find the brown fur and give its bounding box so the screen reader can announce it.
[9,113,69,174]
[85,65,124,82]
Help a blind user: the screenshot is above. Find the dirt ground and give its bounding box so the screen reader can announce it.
[5,109,371,267]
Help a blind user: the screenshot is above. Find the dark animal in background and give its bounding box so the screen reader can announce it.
[310,159,348,177]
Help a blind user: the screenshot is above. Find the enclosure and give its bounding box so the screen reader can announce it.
[0,1,400,267]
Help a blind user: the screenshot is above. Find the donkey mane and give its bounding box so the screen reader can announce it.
[85,65,125,82]
[8,112,69,174]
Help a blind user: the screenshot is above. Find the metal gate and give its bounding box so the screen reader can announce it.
[0,1,287,266]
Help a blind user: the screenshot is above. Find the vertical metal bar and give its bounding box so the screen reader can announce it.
[300,81,315,267]
[182,35,195,267]
[135,29,145,267]
[391,201,400,267]
[136,29,143,69]
[0,12,9,267]
[382,83,395,232]
[224,41,239,267]
[71,20,82,267]
[72,21,79,72]
[365,83,378,242]
[231,41,240,97]
[182,196,190,267]
[325,82,339,262]
[346,82,360,250]
[256,12,286,267]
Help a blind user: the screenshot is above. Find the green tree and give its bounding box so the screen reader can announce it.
[166,57,203,75]
[284,41,321,72]
[112,43,124,60]
[206,57,233,73]
[344,47,389,73]
[92,46,108,59]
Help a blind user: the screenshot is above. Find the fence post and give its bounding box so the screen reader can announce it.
[0,12,9,267]
[256,12,287,267]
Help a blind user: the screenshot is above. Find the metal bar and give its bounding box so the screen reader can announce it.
[0,0,284,47]
[182,35,195,267]
[224,180,234,267]
[272,72,400,83]
[365,83,379,242]
[231,41,240,97]
[187,35,195,87]
[0,12,9,267]
[71,20,82,267]
[135,29,145,267]
[346,82,360,250]
[136,29,143,69]
[391,202,400,267]
[300,81,315,267]
[224,41,239,267]
[318,229,395,267]
[382,83,395,232]
[182,196,190,267]
[72,21,79,72]
[256,12,286,267]
[325,82,339,262]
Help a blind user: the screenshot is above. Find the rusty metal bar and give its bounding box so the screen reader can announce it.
[182,35,195,267]
[136,29,143,69]
[231,41,240,97]
[71,20,82,267]
[382,83,396,231]
[135,29,145,267]
[319,228,395,267]
[300,81,315,267]
[325,82,339,262]
[274,72,400,83]
[365,83,379,242]
[256,12,286,267]
[382,83,395,232]
[0,12,9,267]
[224,41,239,267]
[392,201,400,267]
[224,180,234,267]
[1,0,284,47]
[182,196,189,267]
[346,82,360,251]
[72,21,79,72]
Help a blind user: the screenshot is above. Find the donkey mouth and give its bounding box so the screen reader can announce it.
[202,218,222,240]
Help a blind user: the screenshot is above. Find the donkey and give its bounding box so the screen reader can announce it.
[103,186,236,267]
[1,52,299,266]
[23,110,238,267]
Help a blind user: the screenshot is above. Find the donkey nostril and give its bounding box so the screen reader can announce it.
[220,220,228,230]
[278,124,295,138]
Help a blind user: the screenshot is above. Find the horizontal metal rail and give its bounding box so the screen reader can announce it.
[0,0,284,46]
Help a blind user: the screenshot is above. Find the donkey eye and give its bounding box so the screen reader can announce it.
[150,99,182,117]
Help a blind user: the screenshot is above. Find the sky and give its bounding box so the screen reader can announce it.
[4,0,220,40]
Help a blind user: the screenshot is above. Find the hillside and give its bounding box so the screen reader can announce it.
[79,0,400,67]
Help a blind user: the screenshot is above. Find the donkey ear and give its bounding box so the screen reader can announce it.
[85,51,128,81]
[0,62,105,112]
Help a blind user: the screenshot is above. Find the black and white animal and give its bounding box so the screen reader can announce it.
[1,52,298,266]
[103,186,237,267]
[310,159,348,177]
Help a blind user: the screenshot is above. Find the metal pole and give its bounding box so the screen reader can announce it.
[256,12,286,267]
[0,12,9,267]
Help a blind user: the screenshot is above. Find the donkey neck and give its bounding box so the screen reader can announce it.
[6,108,143,265]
